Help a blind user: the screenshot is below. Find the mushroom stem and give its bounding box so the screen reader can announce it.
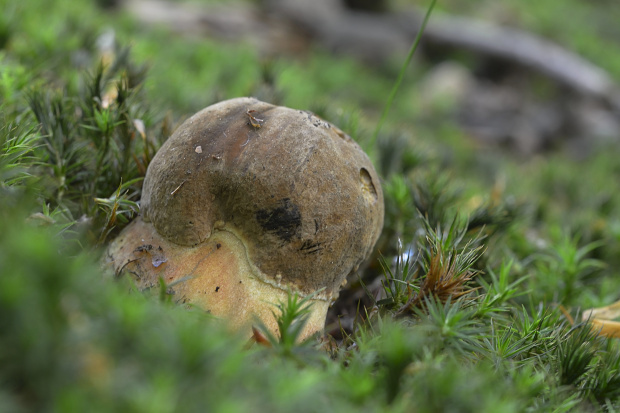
[109,217,329,339]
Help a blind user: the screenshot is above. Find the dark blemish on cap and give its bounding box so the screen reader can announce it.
[255,198,302,242]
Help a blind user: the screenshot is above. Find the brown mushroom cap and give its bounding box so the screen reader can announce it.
[107,97,383,337]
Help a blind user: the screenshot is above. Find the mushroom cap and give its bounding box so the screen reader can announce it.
[140,97,383,301]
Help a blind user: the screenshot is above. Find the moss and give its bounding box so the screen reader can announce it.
[2,0,620,410]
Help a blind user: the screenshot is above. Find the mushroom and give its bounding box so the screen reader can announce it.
[106,97,383,339]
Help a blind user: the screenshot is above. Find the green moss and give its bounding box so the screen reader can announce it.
[2,0,620,410]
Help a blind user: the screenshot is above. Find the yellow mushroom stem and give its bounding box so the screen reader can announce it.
[587,319,620,339]
[108,217,329,340]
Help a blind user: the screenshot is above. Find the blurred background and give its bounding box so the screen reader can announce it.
[107,0,620,155]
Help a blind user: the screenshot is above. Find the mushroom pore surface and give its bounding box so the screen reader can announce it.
[140,97,383,300]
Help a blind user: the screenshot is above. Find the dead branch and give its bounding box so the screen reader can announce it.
[265,0,620,109]
[124,0,620,109]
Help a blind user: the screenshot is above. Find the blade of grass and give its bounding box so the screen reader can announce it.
[370,0,437,147]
